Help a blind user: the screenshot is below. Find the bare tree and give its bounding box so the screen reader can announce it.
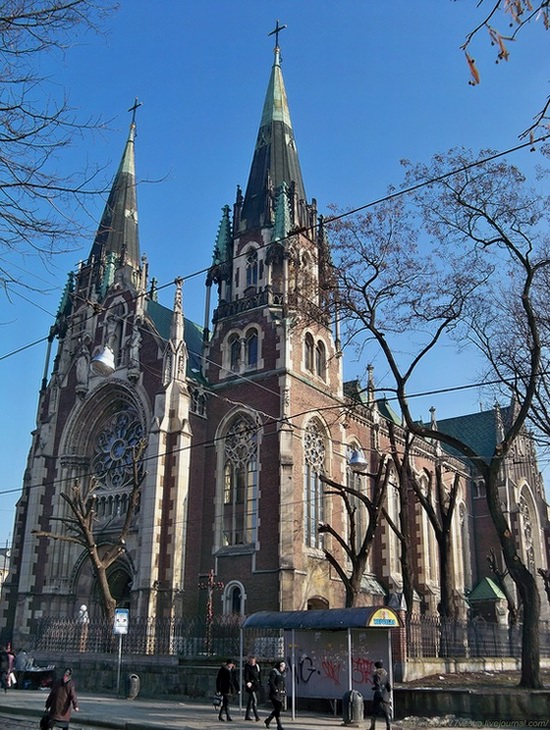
[384,422,465,622]
[537,567,550,607]
[33,439,146,624]
[318,455,391,608]
[413,461,463,620]
[383,423,416,631]
[461,0,549,138]
[0,0,114,296]
[488,547,520,625]
[328,148,549,687]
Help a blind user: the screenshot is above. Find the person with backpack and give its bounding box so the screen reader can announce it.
[43,667,79,729]
[369,659,392,730]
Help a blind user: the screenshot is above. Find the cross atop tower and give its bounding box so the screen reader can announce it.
[268,19,287,49]
[128,97,142,125]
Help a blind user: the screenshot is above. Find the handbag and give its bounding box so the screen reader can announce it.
[39,713,53,730]
[211,693,222,709]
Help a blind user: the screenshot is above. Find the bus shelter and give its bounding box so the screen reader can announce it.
[241,606,401,720]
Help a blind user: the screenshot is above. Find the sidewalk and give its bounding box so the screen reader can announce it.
[0,689,529,730]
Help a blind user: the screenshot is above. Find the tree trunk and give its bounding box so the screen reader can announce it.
[486,463,542,688]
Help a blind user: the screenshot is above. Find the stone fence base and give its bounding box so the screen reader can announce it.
[396,686,550,722]
[27,651,550,722]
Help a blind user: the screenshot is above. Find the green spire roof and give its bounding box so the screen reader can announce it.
[212,205,233,265]
[88,120,140,269]
[240,41,307,231]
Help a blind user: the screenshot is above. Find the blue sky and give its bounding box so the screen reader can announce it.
[1,1,549,546]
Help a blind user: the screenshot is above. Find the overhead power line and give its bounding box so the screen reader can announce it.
[2,133,548,365]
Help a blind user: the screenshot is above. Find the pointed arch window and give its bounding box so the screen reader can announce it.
[222,417,258,546]
[387,480,401,577]
[229,334,241,372]
[315,340,326,380]
[304,420,326,549]
[246,328,258,368]
[246,248,259,288]
[305,333,314,372]
[519,492,536,574]
[419,475,438,583]
[223,581,246,615]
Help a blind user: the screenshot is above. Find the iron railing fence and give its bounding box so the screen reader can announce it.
[407,613,550,659]
[32,615,285,660]
[30,613,550,660]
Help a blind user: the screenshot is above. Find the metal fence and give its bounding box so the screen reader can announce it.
[407,613,550,659]
[34,615,236,657]
[31,613,550,660]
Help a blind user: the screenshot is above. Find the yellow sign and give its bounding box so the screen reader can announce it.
[368,608,399,627]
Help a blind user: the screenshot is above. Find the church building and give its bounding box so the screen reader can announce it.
[1,33,549,645]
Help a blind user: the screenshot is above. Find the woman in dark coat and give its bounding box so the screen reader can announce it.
[44,668,79,729]
[264,660,286,729]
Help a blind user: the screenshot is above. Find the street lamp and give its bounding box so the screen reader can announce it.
[90,343,116,376]
[349,448,368,473]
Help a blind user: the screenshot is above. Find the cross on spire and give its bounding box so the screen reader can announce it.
[268,19,287,49]
[128,97,142,125]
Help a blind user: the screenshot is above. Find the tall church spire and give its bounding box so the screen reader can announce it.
[240,25,307,232]
[88,108,140,269]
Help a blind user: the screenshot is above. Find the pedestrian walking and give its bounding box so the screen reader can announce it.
[244,655,261,721]
[43,667,79,729]
[216,658,239,722]
[369,660,392,730]
[264,660,286,730]
[0,644,15,692]
[14,646,30,687]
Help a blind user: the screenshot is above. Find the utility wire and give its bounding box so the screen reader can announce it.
[2,133,548,364]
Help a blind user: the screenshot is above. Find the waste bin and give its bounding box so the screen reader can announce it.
[127,673,140,700]
[342,689,363,726]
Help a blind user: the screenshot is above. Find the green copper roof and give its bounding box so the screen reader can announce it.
[88,121,140,269]
[468,576,506,601]
[240,44,307,231]
[146,299,204,379]
[212,205,233,265]
[259,46,293,129]
[377,397,402,425]
[437,407,510,463]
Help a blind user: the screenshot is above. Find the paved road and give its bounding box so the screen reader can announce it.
[0,689,531,730]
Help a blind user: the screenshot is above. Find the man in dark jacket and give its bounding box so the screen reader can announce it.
[265,660,286,729]
[369,660,392,730]
[216,658,239,722]
[244,654,261,721]
[44,668,79,729]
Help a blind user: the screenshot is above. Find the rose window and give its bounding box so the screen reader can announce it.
[91,409,144,490]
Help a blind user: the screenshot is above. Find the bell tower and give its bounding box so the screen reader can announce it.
[188,27,345,615]
[204,27,338,386]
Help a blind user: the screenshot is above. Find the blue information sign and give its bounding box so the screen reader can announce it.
[113,608,129,635]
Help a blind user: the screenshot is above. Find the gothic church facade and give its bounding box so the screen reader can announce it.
[2,38,549,644]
